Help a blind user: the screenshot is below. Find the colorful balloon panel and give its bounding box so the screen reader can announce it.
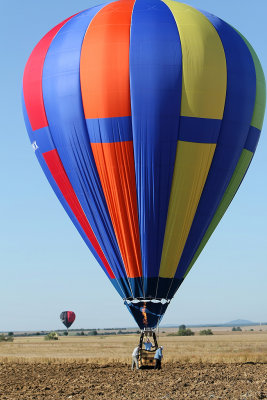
[60,311,76,329]
[22,0,266,330]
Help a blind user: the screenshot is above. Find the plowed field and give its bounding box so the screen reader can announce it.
[0,361,266,400]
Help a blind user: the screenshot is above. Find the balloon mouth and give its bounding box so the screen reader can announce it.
[124,298,170,330]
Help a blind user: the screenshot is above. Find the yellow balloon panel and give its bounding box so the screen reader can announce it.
[163,0,227,120]
[159,141,216,278]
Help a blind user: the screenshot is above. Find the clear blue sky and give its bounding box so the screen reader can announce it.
[0,0,266,332]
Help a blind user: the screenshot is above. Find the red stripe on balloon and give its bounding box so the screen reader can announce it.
[43,149,115,279]
[68,312,75,324]
[23,15,77,132]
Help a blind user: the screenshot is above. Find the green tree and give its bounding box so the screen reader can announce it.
[232,326,242,332]
[177,325,194,336]
[0,334,14,342]
[44,332,59,341]
[199,329,213,336]
[88,330,98,336]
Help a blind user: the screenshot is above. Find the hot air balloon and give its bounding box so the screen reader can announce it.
[22,0,266,331]
[60,311,76,330]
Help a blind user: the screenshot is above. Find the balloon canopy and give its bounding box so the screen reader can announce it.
[60,311,76,329]
[23,0,265,330]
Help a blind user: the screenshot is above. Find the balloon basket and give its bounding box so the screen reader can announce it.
[138,329,158,369]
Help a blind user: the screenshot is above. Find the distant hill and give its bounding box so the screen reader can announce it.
[223,319,256,327]
[162,319,266,328]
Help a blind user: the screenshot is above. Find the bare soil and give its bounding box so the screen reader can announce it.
[0,361,266,400]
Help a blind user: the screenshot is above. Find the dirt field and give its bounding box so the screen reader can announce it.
[0,333,266,399]
[0,361,266,399]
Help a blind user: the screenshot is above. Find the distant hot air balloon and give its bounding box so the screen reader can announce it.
[22,0,265,330]
[60,311,76,329]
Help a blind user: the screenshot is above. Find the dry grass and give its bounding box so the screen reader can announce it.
[0,331,267,364]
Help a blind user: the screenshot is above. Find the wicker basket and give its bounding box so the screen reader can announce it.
[139,349,156,368]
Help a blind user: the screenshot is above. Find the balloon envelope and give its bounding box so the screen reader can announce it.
[23,0,266,330]
[60,311,76,329]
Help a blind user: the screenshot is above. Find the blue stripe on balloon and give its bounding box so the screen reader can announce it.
[244,126,261,152]
[22,96,125,299]
[129,0,182,297]
[174,11,256,280]
[29,126,55,153]
[179,116,221,143]
[86,117,133,143]
[128,278,145,298]
[41,7,132,295]
[139,277,183,299]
